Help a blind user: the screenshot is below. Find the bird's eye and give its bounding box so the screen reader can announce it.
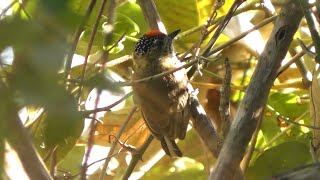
[153,39,159,45]
[152,39,163,48]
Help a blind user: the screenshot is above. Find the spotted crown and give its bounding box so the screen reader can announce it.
[134,30,167,56]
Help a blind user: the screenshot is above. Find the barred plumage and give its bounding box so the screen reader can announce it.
[132,30,190,157]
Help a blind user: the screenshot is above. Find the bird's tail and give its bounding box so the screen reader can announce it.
[161,136,182,157]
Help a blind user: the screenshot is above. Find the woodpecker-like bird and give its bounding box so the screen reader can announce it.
[132,29,190,157]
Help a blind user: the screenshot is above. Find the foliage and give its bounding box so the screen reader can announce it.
[0,0,319,179]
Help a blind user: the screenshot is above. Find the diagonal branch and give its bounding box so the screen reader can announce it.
[190,91,223,157]
[0,81,51,180]
[99,106,138,180]
[299,1,320,63]
[121,135,154,180]
[210,0,303,179]
[136,0,166,32]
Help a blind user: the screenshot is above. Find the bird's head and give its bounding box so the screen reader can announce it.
[133,29,180,60]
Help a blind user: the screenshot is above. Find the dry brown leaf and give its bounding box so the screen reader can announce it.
[94,107,151,147]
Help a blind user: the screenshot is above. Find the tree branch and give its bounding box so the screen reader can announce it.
[121,135,154,180]
[210,0,303,179]
[0,82,51,180]
[299,1,320,63]
[272,163,320,180]
[190,91,223,157]
[65,0,98,86]
[136,0,166,32]
[99,106,137,180]
[219,59,232,137]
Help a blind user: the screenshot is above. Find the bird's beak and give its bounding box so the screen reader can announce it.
[167,29,181,41]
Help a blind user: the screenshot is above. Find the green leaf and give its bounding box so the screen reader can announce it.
[260,109,282,143]
[76,1,144,56]
[268,92,309,118]
[0,16,75,106]
[25,0,81,32]
[113,13,140,37]
[154,0,199,32]
[154,0,200,50]
[28,90,84,166]
[116,1,148,34]
[57,146,86,175]
[143,157,206,180]
[247,141,312,180]
[43,91,83,148]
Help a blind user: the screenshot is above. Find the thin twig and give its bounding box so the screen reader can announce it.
[121,135,154,180]
[104,55,132,67]
[0,0,17,17]
[298,39,316,58]
[81,46,100,180]
[277,43,313,76]
[77,0,108,100]
[240,106,264,173]
[81,0,116,179]
[68,151,120,179]
[192,80,306,91]
[99,106,138,180]
[108,135,138,154]
[280,115,320,130]
[259,110,309,152]
[201,0,245,57]
[177,0,262,39]
[288,46,312,86]
[207,15,278,57]
[189,3,220,77]
[191,82,246,91]
[189,0,245,77]
[299,1,320,63]
[100,0,116,71]
[16,1,31,19]
[83,91,133,116]
[75,34,129,80]
[72,122,145,178]
[65,0,98,87]
[117,59,198,86]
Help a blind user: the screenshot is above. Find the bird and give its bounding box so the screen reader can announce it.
[131,29,190,157]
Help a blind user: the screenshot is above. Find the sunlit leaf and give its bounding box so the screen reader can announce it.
[95,106,150,147]
[143,157,206,180]
[268,92,309,118]
[57,145,86,175]
[260,109,281,143]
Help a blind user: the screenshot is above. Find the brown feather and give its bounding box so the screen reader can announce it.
[132,54,190,156]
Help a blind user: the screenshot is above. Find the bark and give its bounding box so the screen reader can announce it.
[210,0,303,179]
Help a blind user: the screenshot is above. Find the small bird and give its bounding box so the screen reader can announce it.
[132,29,190,157]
